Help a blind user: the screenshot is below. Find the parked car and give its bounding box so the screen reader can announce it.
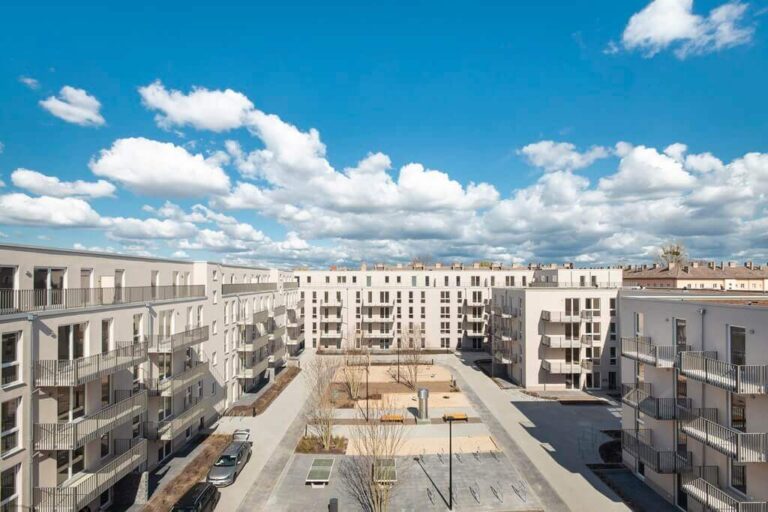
[206,429,252,487]
[171,482,220,512]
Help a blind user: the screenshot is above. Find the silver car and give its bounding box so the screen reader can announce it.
[206,429,251,487]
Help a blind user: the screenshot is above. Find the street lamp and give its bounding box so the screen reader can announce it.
[447,417,454,510]
[365,362,370,421]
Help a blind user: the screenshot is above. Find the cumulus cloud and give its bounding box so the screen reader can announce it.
[40,86,105,126]
[19,76,39,89]
[11,168,116,198]
[139,80,254,132]
[598,145,696,197]
[0,193,102,226]
[519,141,610,172]
[89,137,231,197]
[106,217,198,239]
[620,0,754,58]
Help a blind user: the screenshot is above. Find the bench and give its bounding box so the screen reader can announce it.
[380,414,404,423]
[443,413,468,422]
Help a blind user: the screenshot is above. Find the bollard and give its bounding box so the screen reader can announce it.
[329,497,338,512]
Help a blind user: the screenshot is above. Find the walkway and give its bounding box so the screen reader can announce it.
[443,353,630,512]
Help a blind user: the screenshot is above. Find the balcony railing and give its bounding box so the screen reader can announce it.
[1,285,205,315]
[272,305,286,317]
[237,357,270,380]
[681,412,768,462]
[222,282,277,295]
[682,471,767,512]
[146,397,210,441]
[541,310,580,323]
[34,438,147,511]
[271,325,286,338]
[35,341,148,387]
[621,384,691,420]
[541,335,581,348]
[319,331,343,338]
[287,332,305,345]
[542,360,592,374]
[680,351,768,395]
[530,281,621,288]
[145,361,209,397]
[621,429,691,474]
[238,333,270,353]
[34,390,147,451]
[148,325,209,353]
[621,337,682,368]
[283,281,299,290]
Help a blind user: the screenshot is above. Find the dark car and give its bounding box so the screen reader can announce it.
[171,482,220,512]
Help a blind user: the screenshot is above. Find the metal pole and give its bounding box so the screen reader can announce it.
[366,366,369,421]
[397,342,400,382]
[449,419,453,510]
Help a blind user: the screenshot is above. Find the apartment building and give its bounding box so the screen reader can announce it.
[490,267,623,390]
[620,291,768,511]
[624,261,768,291]
[0,244,299,512]
[295,262,537,352]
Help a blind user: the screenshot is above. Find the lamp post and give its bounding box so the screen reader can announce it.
[448,417,454,510]
[366,363,370,421]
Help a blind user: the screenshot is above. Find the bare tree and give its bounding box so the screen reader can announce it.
[340,398,407,512]
[657,242,688,266]
[343,348,367,400]
[401,324,424,390]
[303,357,340,451]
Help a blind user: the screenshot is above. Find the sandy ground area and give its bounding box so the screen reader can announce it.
[333,364,452,384]
[353,390,471,411]
[345,434,498,456]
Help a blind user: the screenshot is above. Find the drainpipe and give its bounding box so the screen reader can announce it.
[26,313,35,511]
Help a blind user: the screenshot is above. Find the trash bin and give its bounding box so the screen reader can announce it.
[418,388,429,420]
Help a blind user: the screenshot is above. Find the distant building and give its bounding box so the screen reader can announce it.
[623,261,768,291]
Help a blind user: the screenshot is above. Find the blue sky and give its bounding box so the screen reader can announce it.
[0,1,766,267]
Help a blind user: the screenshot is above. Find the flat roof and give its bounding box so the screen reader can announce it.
[620,289,768,309]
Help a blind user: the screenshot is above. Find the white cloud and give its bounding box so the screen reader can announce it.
[685,152,724,173]
[598,145,696,197]
[106,217,198,239]
[40,86,105,126]
[0,193,102,226]
[621,0,754,58]
[19,76,39,89]
[89,137,231,197]
[172,250,190,258]
[519,141,610,172]
[139,80,254,132]
[11,168,116,198]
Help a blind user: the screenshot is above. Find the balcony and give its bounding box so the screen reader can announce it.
[320,298,344,307]
[35,341,148,387]
[146,361,209,397]
[34,390,146,451]
[681,469,767,512]
[621,337,682,368]
[237,358,270,380]
[319,331,343,339]
[541,310,580,323]
[358,331,394,339]
[541,335,581,348]
[320,317,343,324]
[621,383,691,420]
[271,325,286,338]
[272,305,286,317]
[530,280,621,288]
[1,285,206,316]
[542,360,592,374]
[146,397,211,441]
[621,429,691,474]
[238,333,270,353]
[34,438,147,511]
[252,309,270,324]
[148,325,209,353]
[222,282,277,295]
[283,281,299,290]
[287,332,305,346]
[681,412,768,462]
[679,351,768,395]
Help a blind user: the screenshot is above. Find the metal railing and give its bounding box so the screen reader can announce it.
[271,325,286,338]
[621,337,681,368]
[34,390,147,451]
[680,351,768,395]
[288,332,305,345]
[541,310,580,322]
[145,361,209,397]
[621,384,691,420]
[238,333,270,352]
[147,325,209,353]
[237,357,270,380]
[34,438,147,511]
[222,282,277,295]
[621,429,691,474]
[541,335,581,348]
[1,285,205,315]
[282,281,299,290]
[681,413,768,462]
[145,397,210,441]
[35,341,148,387]
[530,281,621,288]
[272,305,286,317]
[542,360,591,374]
[682,475,767,512]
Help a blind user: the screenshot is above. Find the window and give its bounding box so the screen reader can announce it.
[411,276,416,287]
[609,347,617,365]
[133,314,143,343]
[212,351,218,366]
[385,276,389,284]
[1,332,20,386]
[57,446,84,484]
[101,319,112,353]
[1,398,19,455]
[471,276,480,287]
[58,323,86,360]
[212,320,218,335]
[396,275,401,284]
[1,465,19,512]
[100,433,110,458]
[732,461,747,494]
[366,276,372,287]
[441,337,450,348]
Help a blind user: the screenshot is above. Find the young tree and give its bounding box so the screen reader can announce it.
[402,323,424,390]
[657,242,688,266]
[343,348,366,400]
[340,397,407,512]
[303,357,340,451]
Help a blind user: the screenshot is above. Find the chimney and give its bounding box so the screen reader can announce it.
[746,261,753,270]
[360,263,367,271]
[642,264,648,270]
[652,263,658,269]
[728,261,736,268]
[669,262,677,270]
[435,262,442,269]
[692,261,699,268]
[708,261,715,269]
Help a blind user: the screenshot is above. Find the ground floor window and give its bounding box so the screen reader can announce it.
[732,461,747,494]
[0,464,18,512]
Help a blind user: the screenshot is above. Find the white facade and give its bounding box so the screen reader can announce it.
[490,267,623,390]
[295,263,537,352]
[0,244,299,511]
[620,292,768,510]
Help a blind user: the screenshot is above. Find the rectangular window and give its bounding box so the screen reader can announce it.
[57,323,86,360]
[1,332,20,386]
[1,464,19,511]
[1,398,20,455]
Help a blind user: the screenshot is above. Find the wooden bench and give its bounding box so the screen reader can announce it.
[380,414,404,423]
[443,413,468,422]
